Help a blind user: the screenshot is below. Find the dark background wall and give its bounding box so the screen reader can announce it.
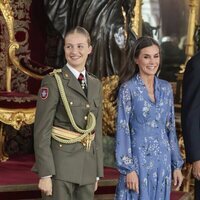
[159,0,188,38]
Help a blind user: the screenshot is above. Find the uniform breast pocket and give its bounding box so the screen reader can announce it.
[57,96,86,124]
[61,96,86,112]
[65,96,82,107]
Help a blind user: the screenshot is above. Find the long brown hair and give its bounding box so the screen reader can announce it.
[113,36,160,101]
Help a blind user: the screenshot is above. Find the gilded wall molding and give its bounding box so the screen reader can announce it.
[132,0,143,36]
[185,0,197,59]
[180,0,198,73]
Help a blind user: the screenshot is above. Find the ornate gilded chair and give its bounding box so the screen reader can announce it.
[0,0,51,161]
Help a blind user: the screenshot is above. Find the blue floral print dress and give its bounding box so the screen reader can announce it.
[115,74,183,200]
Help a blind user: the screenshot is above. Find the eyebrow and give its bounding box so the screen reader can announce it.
[143,52,160,56]
[65,43,88,45]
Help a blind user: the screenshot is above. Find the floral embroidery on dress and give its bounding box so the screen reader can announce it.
[115,74,183,200]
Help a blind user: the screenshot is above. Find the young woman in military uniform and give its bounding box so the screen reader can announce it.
[33,26,103,200]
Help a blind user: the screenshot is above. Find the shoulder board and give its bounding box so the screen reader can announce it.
[88,72,98,79]
[49,69,62,76]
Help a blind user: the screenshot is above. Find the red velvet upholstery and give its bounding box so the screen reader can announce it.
[0,91,37,109]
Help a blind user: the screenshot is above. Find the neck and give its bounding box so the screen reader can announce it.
[76,67,85,73]
[140,74,154,88]
[67,63,85,73]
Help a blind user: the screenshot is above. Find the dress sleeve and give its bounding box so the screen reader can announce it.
[166,85,184,170]
[115,84,138,175]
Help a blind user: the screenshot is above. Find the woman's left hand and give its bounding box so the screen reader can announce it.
[94,180,98,191]
[173,169,183,190]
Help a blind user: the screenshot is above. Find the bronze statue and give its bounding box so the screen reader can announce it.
[44,0,136,78]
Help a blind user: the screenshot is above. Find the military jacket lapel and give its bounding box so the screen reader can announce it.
[62,66,87,99]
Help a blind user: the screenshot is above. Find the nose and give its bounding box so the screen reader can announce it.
[149,57,155,64]
[71,46,78,53]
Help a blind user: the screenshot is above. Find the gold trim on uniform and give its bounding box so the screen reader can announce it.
[52,126,95,150]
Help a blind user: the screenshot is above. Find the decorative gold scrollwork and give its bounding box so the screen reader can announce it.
[0,0,44,81]
[102,75,119,136]
[0,108,36,130]
[0,0,15,42]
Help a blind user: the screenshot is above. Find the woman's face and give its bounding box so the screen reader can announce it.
[135,44,160,77]
[64,32,92,71]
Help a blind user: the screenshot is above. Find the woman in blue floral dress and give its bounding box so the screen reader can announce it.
[115,36,183,200]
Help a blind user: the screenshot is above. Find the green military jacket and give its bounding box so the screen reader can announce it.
[34,65,103,185]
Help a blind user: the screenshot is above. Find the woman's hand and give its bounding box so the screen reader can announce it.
[192,160,200,180]
[94,180,98,191]
[126,171,139,193]
[173,169,183,190]
[38,177,52,196]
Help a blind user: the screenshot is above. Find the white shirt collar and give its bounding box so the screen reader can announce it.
[66,63,86,80]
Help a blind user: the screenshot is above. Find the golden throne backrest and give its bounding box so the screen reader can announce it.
[0,0,44,93]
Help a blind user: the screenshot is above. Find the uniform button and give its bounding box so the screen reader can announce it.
[84,116,88,120]
[70,101,73,105]
[86,104,90,108]
[59,144,62,147]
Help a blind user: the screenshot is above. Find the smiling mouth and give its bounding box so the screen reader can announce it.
[70,56,81,60]
[147,65,156,69]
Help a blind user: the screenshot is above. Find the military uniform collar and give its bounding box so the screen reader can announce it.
[66,64,86,80]
[61,65,88,99]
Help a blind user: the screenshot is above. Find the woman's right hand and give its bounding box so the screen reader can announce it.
[38,177,52,196]
[126,171,139,193]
